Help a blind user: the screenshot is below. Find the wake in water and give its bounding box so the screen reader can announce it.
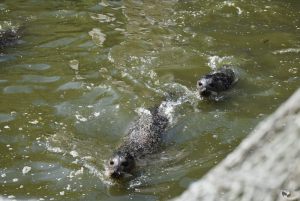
[44,131,113,186]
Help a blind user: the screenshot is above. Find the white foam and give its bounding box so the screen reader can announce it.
[90,14,115,23]
[75,114,87,122]
[69,60,79,71]
[89,28,106,46]
[207,55,234,70]
[135,107,151,116]
[12,178,18,182]
[159,83,199,124]
[22,166,32,175]
[273,48,300,54]
[45,142,63,153]
[29,120,39,124]
[83,162,112,185]
[94,112,100,117]
[74,167,84,176]
[70,150,79,158]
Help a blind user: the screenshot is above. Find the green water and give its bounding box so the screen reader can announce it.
[0,0,299,200]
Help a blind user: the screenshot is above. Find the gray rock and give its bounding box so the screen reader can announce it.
[173,88,300,201]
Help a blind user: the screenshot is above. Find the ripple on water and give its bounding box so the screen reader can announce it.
[0,3,7,10]
[89,28,106,46]
[90,13,116,23]
[56,81,83,91]
[30,162,71,183]
[44,133,111,186]
[0,54,16,63]
[207,55,238,70]
[39,37,77,48]
[273,48,300,55]
[14,63,51,71]
[20,75,60,83]
[2,197,39,201]
[0,113,15,123]
[3,86,33,94]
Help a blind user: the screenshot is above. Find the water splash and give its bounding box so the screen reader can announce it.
[89,28,106,46]
[273,48,300,54]
[207,55,235,70]
[158,82,200,125]
[44,133,113,186]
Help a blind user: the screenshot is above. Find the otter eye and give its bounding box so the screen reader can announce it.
[121,161,129,167]
[109,161,114,166]
[198,81,202,86]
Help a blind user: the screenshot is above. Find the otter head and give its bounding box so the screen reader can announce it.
[107,151,135,179]
[197,78,214,97]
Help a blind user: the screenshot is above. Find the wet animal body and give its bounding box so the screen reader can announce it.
[197,67,237,97]
[0,28,21,49]
[107,108,168,179]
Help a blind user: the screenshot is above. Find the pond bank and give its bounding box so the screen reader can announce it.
[173,88,300,201]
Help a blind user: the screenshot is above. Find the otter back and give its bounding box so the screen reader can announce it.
[117,108,168,159]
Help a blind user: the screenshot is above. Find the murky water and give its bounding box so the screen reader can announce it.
[0,0,299,200]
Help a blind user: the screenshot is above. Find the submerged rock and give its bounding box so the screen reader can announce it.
[173,88,300,201]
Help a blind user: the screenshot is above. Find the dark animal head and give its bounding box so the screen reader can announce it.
[197,77,215,97]
[107,151,135,179]
[197,68,236,97]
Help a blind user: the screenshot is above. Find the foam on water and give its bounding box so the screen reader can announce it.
[44,133,113,186]
[207,55,236,70]
[159,82,200,123]
[88,28,106,46]
[273,48,300,55]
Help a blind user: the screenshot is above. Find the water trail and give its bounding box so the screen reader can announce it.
[44,133,113,186]
[158,82,200,125]
[207,55,236,70]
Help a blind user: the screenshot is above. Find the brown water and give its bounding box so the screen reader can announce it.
[0,0,299,200]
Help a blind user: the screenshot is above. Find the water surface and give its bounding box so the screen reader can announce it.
[0,0,299,200]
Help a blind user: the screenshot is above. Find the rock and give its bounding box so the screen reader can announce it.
[173,88,300,201]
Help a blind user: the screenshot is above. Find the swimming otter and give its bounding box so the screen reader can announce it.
[197,67,237,97]
[0,28,21,49]
[106,107,168,179]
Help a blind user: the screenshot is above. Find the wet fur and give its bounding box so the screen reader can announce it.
[0,28,21,49]
[107,107,168,179]
[197,67,237,97]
